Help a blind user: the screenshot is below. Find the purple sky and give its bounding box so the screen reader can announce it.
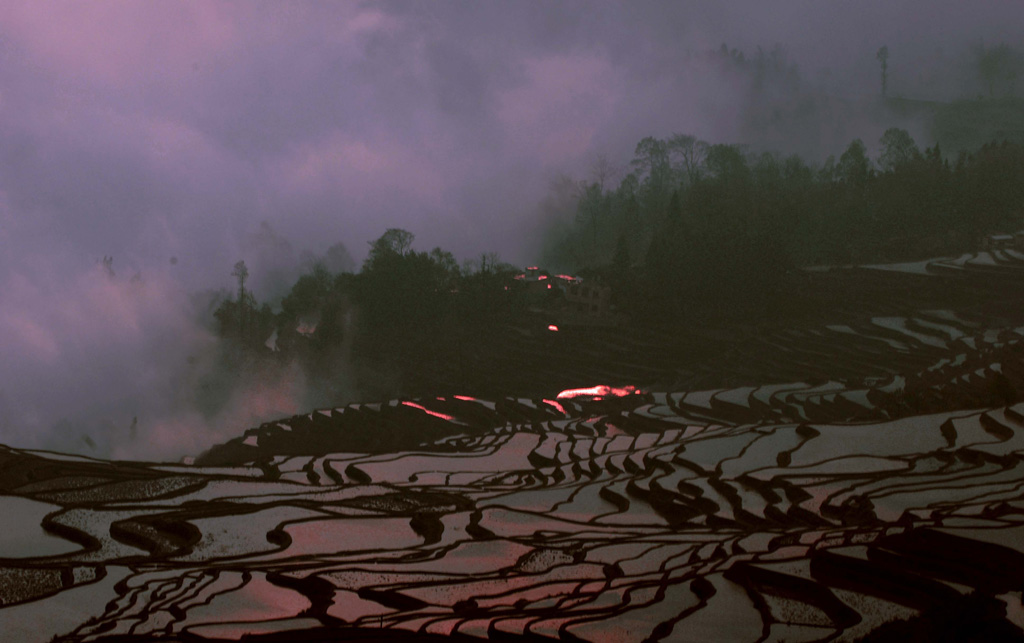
[1,1,1020,279]
[0,1,1020,457]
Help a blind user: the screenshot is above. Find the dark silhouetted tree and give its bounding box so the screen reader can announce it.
[231,260,249,339]
[364,228,414,271]
[589,153,618,191]
[838,139,873,185]
[878,128,921,172]
[214,259,274,352]
[631,136,672,209]
[876,45,889,97]
[668,134,709,186]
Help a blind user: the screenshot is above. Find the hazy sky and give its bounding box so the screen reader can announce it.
[1,1,1021,279]
[0,1,1021,457]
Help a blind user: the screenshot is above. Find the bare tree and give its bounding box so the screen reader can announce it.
[631,136,670,182]
[878,128,920,172]
[232,260,249,339]
[589,153,618,191]
[373,228,414,256]
[876,45,889,97]
[232,260,249,304]
[668,134,709,185]
[364,228,415,270]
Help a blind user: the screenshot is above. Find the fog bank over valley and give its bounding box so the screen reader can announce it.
[1,1,1022,458]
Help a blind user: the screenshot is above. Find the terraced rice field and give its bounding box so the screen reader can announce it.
[4,259,1024,641]
[1,380,1024,641]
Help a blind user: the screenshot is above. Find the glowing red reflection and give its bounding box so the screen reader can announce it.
[543,399,568,415]
[556,385,638,400]
[454,395,476,401]
[402,401,455,421]
[548,324,559,332]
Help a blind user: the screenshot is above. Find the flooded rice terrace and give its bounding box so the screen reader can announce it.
[4,1,1024,639]
[3,392,1024,641]
[6,254,1024,643]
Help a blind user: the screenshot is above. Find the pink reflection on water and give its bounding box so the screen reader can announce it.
[548,324,559,332]
[402,401,455,421]
[543,399,567,415]
[556,385,638,400]
[453,395,476,401]
[184,572,311,631]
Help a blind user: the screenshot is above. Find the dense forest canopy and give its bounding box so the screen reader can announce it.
[206,121,1024,412]
[541,128,1023,309]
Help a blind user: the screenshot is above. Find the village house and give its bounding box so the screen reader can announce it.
[564,279,612,316]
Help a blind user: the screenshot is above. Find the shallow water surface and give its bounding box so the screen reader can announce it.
[0,495,81,557]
